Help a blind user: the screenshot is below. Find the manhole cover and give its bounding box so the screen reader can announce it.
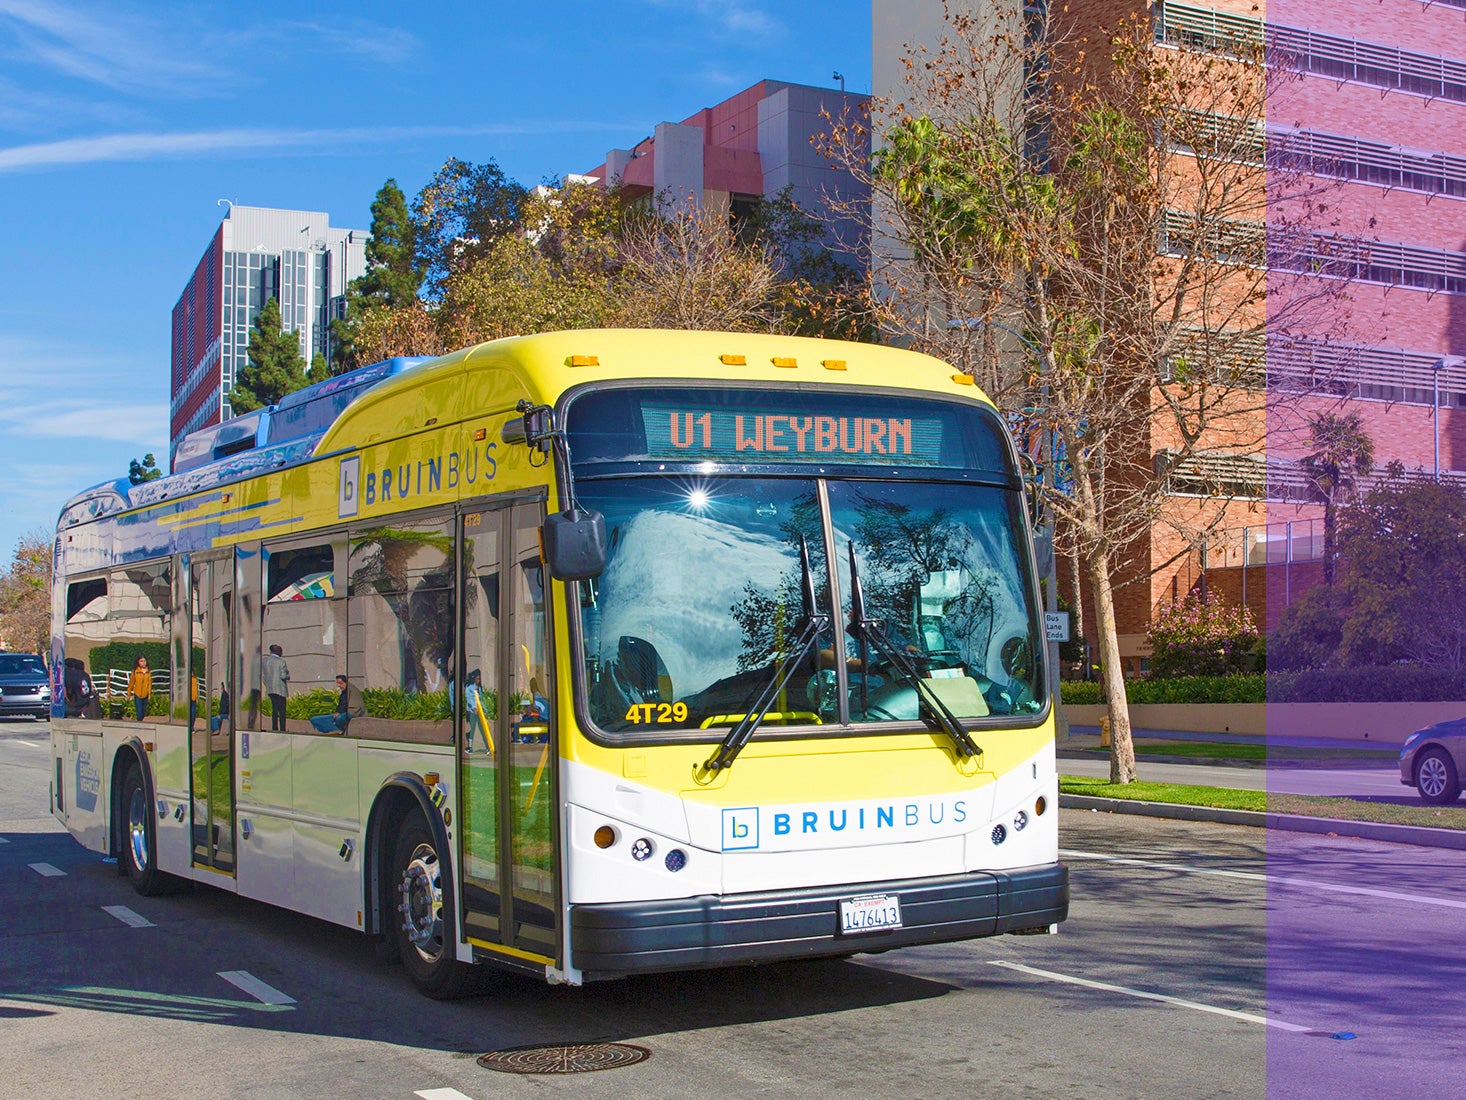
[477,1042,651,1075]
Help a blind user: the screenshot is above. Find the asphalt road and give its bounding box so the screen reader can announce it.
[3,722,1462,1098]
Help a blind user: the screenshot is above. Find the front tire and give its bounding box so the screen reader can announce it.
[121,762,166,895]
[391,808,475,999]
[1416,748,1461,805]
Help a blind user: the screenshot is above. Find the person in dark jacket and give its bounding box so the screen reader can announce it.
[63,657,100,718]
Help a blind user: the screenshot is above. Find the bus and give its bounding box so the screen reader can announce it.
[49,329,1068,997]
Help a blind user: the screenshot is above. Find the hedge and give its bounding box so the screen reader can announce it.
[1061,667,1466,704]
[1060,675,1264,705]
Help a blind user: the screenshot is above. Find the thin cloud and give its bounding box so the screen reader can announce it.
[0,0,218,93]
[0,400,166,445]
[640,0,782,37]
[0,121,641,173]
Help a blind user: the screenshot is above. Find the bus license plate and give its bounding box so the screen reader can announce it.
[839,894,902,934]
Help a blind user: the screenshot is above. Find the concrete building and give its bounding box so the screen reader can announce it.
[583,79,870,262]
[874,0,1466,664]
[170,204,367,466]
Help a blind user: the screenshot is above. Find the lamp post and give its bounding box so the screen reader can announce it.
[1434,356,1466,480]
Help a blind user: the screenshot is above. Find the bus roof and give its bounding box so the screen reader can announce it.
[58,332,987,533]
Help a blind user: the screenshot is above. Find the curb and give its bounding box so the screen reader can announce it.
[1059,794,1466,852]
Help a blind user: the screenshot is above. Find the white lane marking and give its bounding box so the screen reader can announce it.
[14,740,39,748]
[415,1090,477,1100]
[1062,848,1466,910]
[0,837,9,844]
[102,905,155,928]
[217,970,296,1006]
[989,960,1313,1033]
[28,863,65,877]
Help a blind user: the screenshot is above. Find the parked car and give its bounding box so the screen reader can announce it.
[1399,718,1466,805]
[0,652,51,721]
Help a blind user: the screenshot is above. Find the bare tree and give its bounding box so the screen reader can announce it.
[826,2,1350,781]
[0,530,53,657]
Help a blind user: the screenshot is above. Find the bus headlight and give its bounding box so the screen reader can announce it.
[630,837,654,862]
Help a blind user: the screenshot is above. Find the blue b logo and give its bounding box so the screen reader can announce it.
[722,807,759,851]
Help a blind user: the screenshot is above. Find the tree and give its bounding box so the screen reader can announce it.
[231,297,307,413]
[128,453,163,484]
[825,3,1348,781]
[357,178,421,307]
[1301,411,1374,585]
[412,158,527,295]
[0,530,52,656]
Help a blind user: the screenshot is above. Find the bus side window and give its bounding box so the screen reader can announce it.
[64,577,108,716]
[263,542,341,734]
[346,519,455,743]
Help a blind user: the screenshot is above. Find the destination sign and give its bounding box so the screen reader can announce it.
[642,405,944,465]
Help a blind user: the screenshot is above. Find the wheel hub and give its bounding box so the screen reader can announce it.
[1420,756,1448,797]
[128,787,149,870]
[398,844,443,959]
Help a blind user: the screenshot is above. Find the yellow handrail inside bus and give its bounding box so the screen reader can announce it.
[698,711,822,729]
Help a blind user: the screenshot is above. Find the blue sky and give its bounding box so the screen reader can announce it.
[0,0,872,560]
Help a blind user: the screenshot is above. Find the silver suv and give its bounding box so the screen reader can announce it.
[0,653,51,721]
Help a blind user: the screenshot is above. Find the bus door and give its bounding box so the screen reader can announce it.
[188,553,236,874]
[458,499,557,961]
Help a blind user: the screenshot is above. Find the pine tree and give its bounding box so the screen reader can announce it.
[357,178,420,307]
[332,178,425,374]
[128,453,163,484]
[232,297,307,413]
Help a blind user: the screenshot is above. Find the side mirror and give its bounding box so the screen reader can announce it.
[542,508,607,581]
[502,406,554,451]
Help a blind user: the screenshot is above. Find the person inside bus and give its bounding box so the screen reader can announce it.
[513,684,550,744]
[262,644,290,731]
[127,656,152,721]
[310,674,365,734]
[63,657,100,718]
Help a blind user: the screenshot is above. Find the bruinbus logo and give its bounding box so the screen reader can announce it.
[722,807,759,851]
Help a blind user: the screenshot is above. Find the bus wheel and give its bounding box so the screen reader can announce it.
[121,762,164,896]
[391,809,474,999]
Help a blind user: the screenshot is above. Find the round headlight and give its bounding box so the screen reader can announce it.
[630,837,654,862]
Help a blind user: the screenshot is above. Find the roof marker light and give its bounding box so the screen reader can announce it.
[951,374,975,385]
[771,357,798,368]
[721,354,746,365]
[569,354,599,367]
[822,359,847,370]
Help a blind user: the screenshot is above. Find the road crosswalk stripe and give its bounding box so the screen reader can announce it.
[102,905,155,928]
[217,970,295,1005]
[414,1090,477,1099]
[28,862,64,877]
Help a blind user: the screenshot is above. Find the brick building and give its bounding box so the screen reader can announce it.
[875,0,1466,669]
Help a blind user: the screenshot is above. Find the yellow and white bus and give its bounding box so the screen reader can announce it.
[49,330,1067,997]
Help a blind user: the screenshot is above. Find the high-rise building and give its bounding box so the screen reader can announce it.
[583,79,870,263]
[874,0,1466,662]
[170,205,368,467]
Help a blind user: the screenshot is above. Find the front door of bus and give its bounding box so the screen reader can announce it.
[459,500,557,960]
[189,553,235,874]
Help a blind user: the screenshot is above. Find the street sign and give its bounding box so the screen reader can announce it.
[1044,612,1070,642]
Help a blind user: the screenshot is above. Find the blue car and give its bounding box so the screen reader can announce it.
[1399,718,1466,805]
[0,653,51,721]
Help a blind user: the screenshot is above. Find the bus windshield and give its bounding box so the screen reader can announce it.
[574,474,1043,738]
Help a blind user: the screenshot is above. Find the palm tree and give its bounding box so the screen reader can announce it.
[1302,411,1375,585]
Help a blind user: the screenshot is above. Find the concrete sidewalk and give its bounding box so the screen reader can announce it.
[1064,723,1405,753]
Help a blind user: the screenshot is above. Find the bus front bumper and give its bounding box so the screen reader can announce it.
[568,863,1068,980]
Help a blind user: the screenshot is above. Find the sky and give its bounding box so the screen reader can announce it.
[0,0,873,560]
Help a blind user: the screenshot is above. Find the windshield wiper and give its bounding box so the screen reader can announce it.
[845,543,982,759]
[703,537,829,774]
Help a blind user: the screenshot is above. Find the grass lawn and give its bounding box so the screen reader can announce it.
[1060,776,1266,812]
[1061,776,1466,831]
[1078,741,1397,763]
